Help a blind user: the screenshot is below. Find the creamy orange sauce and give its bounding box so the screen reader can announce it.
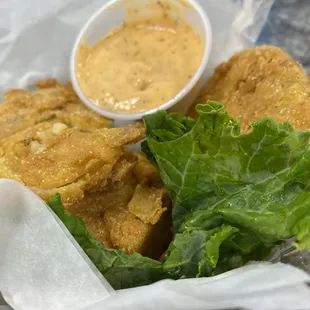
[77,18,203,113]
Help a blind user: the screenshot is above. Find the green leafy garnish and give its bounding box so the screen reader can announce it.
[48,101,310,289]
[144,101,310,276]
[48,194,169,289]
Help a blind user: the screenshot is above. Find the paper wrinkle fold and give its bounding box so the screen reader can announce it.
[0,180,112,310]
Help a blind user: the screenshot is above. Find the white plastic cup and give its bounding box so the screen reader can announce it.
[70,0,212,126]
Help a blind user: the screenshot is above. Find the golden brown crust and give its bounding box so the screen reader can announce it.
[0,79,112,140]
[35,78,68,89]
[103,206,155,255]
[20,125,144,188]
[0,105,170,258]
[68,151,172,259]
[0,79,171,259]
[188,45,310,132]
[128,184,168,225]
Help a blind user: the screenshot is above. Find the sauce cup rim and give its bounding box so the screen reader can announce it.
[70,0,212,121]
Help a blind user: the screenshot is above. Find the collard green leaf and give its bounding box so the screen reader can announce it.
[163,225,238,278]
[144,101,310,255]
[144,110,195,142]
[47,194,170,289]
[48,193,238,283]
[294,216,310,249]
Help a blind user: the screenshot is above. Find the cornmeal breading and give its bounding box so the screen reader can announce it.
[188,45,310,132]
[0,121,145,205]
[70,152,172,259]
[128,184,167,225]
[0,81,172,259]
[0,79,111,140]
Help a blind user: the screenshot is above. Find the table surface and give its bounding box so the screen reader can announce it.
[257,0,310,73]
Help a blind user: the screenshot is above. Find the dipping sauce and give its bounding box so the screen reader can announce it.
[77,17,203,113]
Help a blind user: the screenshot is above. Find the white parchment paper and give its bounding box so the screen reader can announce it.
[96,263,310,310]
[3,1,310,309]
[0,180,113,310]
